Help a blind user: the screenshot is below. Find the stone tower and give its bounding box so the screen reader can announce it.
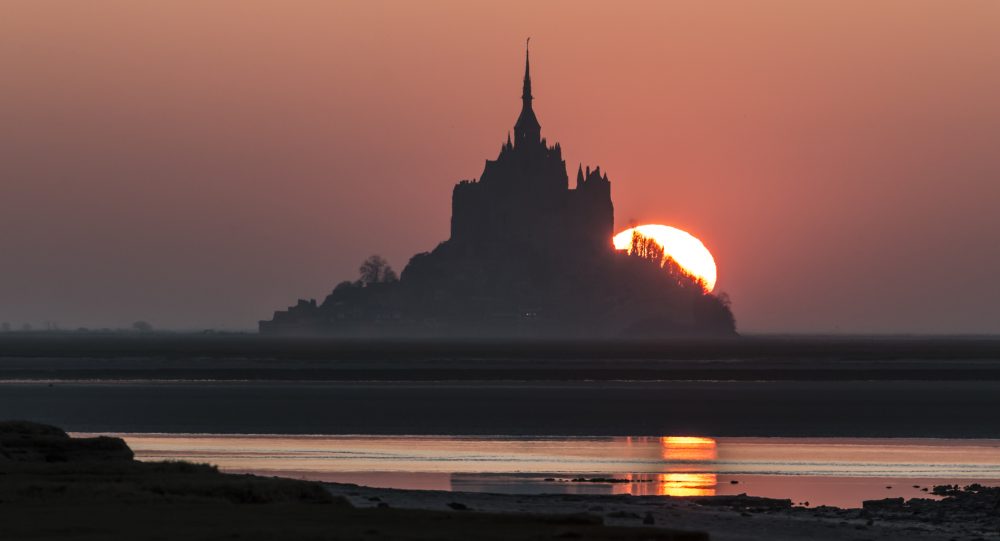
[449,43,614,260]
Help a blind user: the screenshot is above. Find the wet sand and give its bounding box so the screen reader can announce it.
[5,422,999,540]
[3,335,1000,382]
[327,482,1000,541]
[4,335,1000,438]
[0,422,701,541]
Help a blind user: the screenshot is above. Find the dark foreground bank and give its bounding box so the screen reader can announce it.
[3,423,998,541]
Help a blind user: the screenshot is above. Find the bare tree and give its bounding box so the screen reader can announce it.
[629,231,665,263]
[358,255,398,285]
[662,255,706,291]
[628,232,706,291]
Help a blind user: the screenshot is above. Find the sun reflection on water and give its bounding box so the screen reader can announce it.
[618,436,719,495]
[623,472,718,496]
[660,436,718,462]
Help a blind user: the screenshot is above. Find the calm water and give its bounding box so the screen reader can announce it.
[77,433,1000,508]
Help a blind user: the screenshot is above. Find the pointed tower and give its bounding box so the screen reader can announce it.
[514,39,542,148]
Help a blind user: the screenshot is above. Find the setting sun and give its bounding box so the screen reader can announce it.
[613,225,718,292]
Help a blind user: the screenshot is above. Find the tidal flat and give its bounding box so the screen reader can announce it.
[2,380,1000,437]
[3,423,999,541]
[3,335,1000,539]
[3,335,1000,437]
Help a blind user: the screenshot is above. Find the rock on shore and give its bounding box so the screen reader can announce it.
[0,421,133,463]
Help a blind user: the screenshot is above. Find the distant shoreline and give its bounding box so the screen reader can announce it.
[2,334,1000,383]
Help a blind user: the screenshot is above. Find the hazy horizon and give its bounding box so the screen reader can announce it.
[2,1,998,333]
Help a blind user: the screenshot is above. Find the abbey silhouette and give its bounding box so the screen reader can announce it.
[260,45,735,337]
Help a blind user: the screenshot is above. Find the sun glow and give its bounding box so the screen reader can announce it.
[613,224,718,292]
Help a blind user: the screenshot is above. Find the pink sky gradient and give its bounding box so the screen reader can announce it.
[2,1,998,332]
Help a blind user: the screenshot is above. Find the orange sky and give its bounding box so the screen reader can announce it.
[2,1,998,332]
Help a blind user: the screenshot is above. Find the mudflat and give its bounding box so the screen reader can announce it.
[3,380,1000,437]
[4,423,999,541]
[2,335,1000,382]
[327,481,1000,541]
[0,423,701,541]
[3,335,1000,438]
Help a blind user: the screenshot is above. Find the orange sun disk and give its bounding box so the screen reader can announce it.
[613,224,718,292]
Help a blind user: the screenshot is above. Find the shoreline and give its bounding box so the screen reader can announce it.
[109,433,1000,508]
[4,422,998,540]
[324,481,1000,541]
[240,468,1000,509]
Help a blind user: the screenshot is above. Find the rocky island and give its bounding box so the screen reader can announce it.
[260,47,735,338]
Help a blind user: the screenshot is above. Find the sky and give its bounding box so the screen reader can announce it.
[2,1,998,333]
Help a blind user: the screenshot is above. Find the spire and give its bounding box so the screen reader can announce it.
[576,164,585,188]
[513,38,541,148]
[522,37,532,104]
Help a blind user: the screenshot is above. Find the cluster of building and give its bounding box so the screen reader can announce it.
[261,47,734,337]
